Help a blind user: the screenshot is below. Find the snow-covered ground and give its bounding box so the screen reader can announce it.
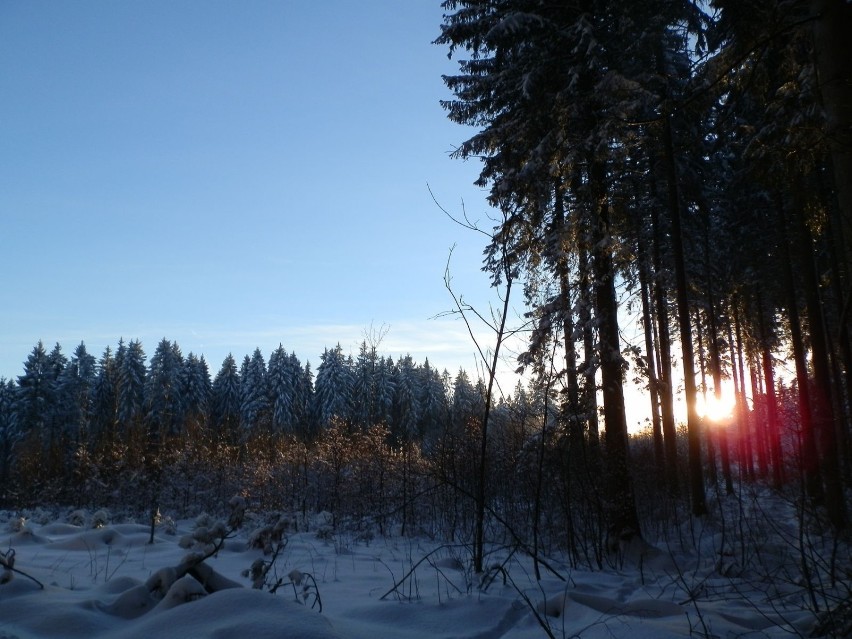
[0,498,837,638]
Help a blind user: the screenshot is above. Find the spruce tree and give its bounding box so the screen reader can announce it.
[314,344,352,428]
[117,339,147,432]
[15,341,50,439]
[451,369,480,433]
[373,356,396,429]
[57,342,96,443]
[0,378,18,497]
[393,355,421,441]
[90,346,118,442]
[211,354,241,442]
[43,342,68,448]
[181,353,211,431]
[299,360,315,435]
[268,345,291,433]
[239,348,269,435]
[146,338,184,439]
[352,341,378,430]
[419,359,449,444]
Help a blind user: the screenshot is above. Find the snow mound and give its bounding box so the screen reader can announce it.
[0,510,835,639]
[101,588,345,639]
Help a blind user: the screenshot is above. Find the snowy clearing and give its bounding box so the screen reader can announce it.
[0,496,832,639]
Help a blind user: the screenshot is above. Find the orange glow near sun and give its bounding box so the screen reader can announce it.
[695,390,736,423]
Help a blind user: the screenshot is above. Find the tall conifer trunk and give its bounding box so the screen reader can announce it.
[729,305,755,480]
[699,205,733,494]
[695,310,719,487]
[756,300,785,489]
[579,241,601,461]
[706,297,734,495]
[762,345,785,489]
[791,202,847,529]
[779,197,823,501]
[631,173,665,475]
[554,185,582,452]
[749,349,770,478]
[639,249,665,475]
[652,202,679,496]
[663,116,706,515]
[824,205,852,480]
[590,159,641,540]
[811,0,852,279]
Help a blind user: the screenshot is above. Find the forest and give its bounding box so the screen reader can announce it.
[433,0,852,543]
[0,336,505,521]
[1,1,852,637]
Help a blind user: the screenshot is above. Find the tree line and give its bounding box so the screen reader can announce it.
[1,336,624,562]
[0,337,500,501]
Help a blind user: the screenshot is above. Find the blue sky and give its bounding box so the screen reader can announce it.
[0,2,515,381]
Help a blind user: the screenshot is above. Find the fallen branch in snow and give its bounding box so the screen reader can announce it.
[147,495,247,599]
[0,548,45,590]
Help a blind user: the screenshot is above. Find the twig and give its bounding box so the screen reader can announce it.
[379,544,471,601]
[1,549,45,590]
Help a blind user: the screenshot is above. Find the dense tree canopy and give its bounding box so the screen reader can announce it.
[437,0,851,531]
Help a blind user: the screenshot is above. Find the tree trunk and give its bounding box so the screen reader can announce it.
[824,204,852,482]
[811,0,852,279]
[749,349,769,478]
[779,197,823,501]
[706,298,734,495]
[554,185,583,454]
[651,203,679,496]
[762,345,785,489]
[695,309,719,487]
[729,303,755,480]
[473,248,514,572]
[756,299,785,490]
[663,115,706,516]
[791,203,847,529]
[590,159,641,540]
[699,208,734,495]
[638,247,665,475]
[579,241,601,462]
[630,169,664,470]
[533,356,556,580]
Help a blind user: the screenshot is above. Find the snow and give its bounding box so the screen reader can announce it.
[0,501,831,638]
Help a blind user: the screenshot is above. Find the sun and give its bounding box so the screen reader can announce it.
[695,390,736,423]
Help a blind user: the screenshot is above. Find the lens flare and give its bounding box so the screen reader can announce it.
[695,391,736,423]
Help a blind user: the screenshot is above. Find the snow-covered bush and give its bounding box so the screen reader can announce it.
[89,509,110,528]
[158,515,177,536]
[227,495,246,530]
[67,509,88,527]
[6,516,27,533]
[194,512,215,529]
[179,520,229,554]
[315,525,334,542]
[248,515,289,555]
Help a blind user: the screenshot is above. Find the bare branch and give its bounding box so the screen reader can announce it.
[428,183,490,237]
